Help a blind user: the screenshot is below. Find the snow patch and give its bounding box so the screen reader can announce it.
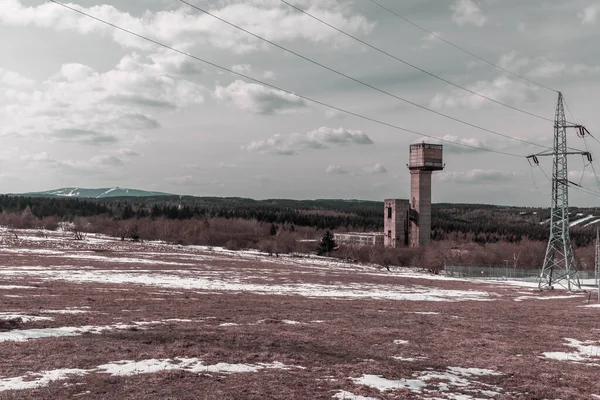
[570,215,595,227]
[391,356,427,362]
[0,313,53,323]
[0,285,36,290]
[0,321,158,342]
[409,312,440,315]
[352,367,502,397]
[514,295,582,302]
[0,267,493,303]
[543,338,600,362]
[393,340,409,345]
[0,369,87,392]
[332,390,379,400]
[0,358,301,392]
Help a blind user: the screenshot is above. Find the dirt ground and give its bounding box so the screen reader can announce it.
[0,228,599,400]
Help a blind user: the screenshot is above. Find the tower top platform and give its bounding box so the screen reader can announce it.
[408,142,444,171]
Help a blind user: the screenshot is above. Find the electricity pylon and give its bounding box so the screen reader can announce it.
[528,92,591,291]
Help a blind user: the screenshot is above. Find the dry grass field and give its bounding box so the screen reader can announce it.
[0,228,599,399]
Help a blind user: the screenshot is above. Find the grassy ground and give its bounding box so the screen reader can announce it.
[0,229,599,399]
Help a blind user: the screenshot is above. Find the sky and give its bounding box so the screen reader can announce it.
[1,0,600,206]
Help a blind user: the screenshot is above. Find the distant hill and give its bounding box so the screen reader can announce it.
[16,187,173,199]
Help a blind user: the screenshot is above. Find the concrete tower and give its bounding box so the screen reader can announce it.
[408,143,444,247]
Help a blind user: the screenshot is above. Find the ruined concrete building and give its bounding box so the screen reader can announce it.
[385,142,444,248]
[334,142,444,249]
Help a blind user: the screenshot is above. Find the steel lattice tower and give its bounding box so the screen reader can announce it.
[538,92,581,291]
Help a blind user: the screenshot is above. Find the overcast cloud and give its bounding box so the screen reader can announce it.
[1,0,600,206]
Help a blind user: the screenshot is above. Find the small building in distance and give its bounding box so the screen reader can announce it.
[335,232,384,247]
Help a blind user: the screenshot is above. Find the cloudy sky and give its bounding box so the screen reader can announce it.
[1,0,600,206]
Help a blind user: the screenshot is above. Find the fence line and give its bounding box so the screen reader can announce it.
[444,265,596,281]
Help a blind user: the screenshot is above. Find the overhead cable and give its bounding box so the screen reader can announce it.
[48,0,525,158]
[365,0,559,93]
[181,0,551,151]
[279,0,555,124]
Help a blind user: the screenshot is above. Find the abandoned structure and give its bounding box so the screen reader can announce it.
[385,142,444,248]
[334,142,444,249]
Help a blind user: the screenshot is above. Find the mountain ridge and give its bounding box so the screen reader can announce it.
[14,187,173,199]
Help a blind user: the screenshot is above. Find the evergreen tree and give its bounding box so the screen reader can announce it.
[316,230,338,256]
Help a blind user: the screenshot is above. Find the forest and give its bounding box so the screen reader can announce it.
[1,194,599,271]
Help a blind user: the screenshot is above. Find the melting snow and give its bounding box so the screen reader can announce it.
[391,356,427,362]
[409,312,440,315]
[570,215,595,227]
[0,322,158,342]
[543,338,600,362]
[0,285,36,290]
[0,313,53,323]
[352,367,502,397]
[332,390,379,400]
[0,358,301,392]
[0,268,492,303]
[514,295,582,302]
[0,369,88,392]
[352,374,427,392]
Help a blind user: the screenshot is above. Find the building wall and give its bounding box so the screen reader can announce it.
[383,199,410,248]
[335,233,384,247]
[410,171,432,247]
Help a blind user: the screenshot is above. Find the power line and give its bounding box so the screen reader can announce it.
[366,0,559,93]
[570,183,600,200]
[48,0,524,158]
[181,0,551,151]
[279,0,555,125]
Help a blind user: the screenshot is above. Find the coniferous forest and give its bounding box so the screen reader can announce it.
[1,194,599,247]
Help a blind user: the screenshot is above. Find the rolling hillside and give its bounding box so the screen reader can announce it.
[16,187,173,199]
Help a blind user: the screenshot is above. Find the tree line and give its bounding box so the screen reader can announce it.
[1,195,599,246]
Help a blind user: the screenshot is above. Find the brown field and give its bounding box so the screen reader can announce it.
[0,228,599,400]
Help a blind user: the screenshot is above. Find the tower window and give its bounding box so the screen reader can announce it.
[387,207,392,218]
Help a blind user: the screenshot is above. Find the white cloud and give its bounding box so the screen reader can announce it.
[568,170,595,182]
[0,0,373,53]
[416,31,442,51]
[430,76,538,110]
[116,148,141,157]
[437,169,521,184]
[232,64,252,74]
[0,68,34,88]
[214,80,307,115]
[326,165,348,174]
[450,0,487,27]
[498,51,530,72]
[22,152,127,174]
[363,163,388,174]
[528,59,600,78]
[0,53,204,143]
[494,52,600,79]
[423,135,487,154]
[243,127,374,155]
[578,3,600,24]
